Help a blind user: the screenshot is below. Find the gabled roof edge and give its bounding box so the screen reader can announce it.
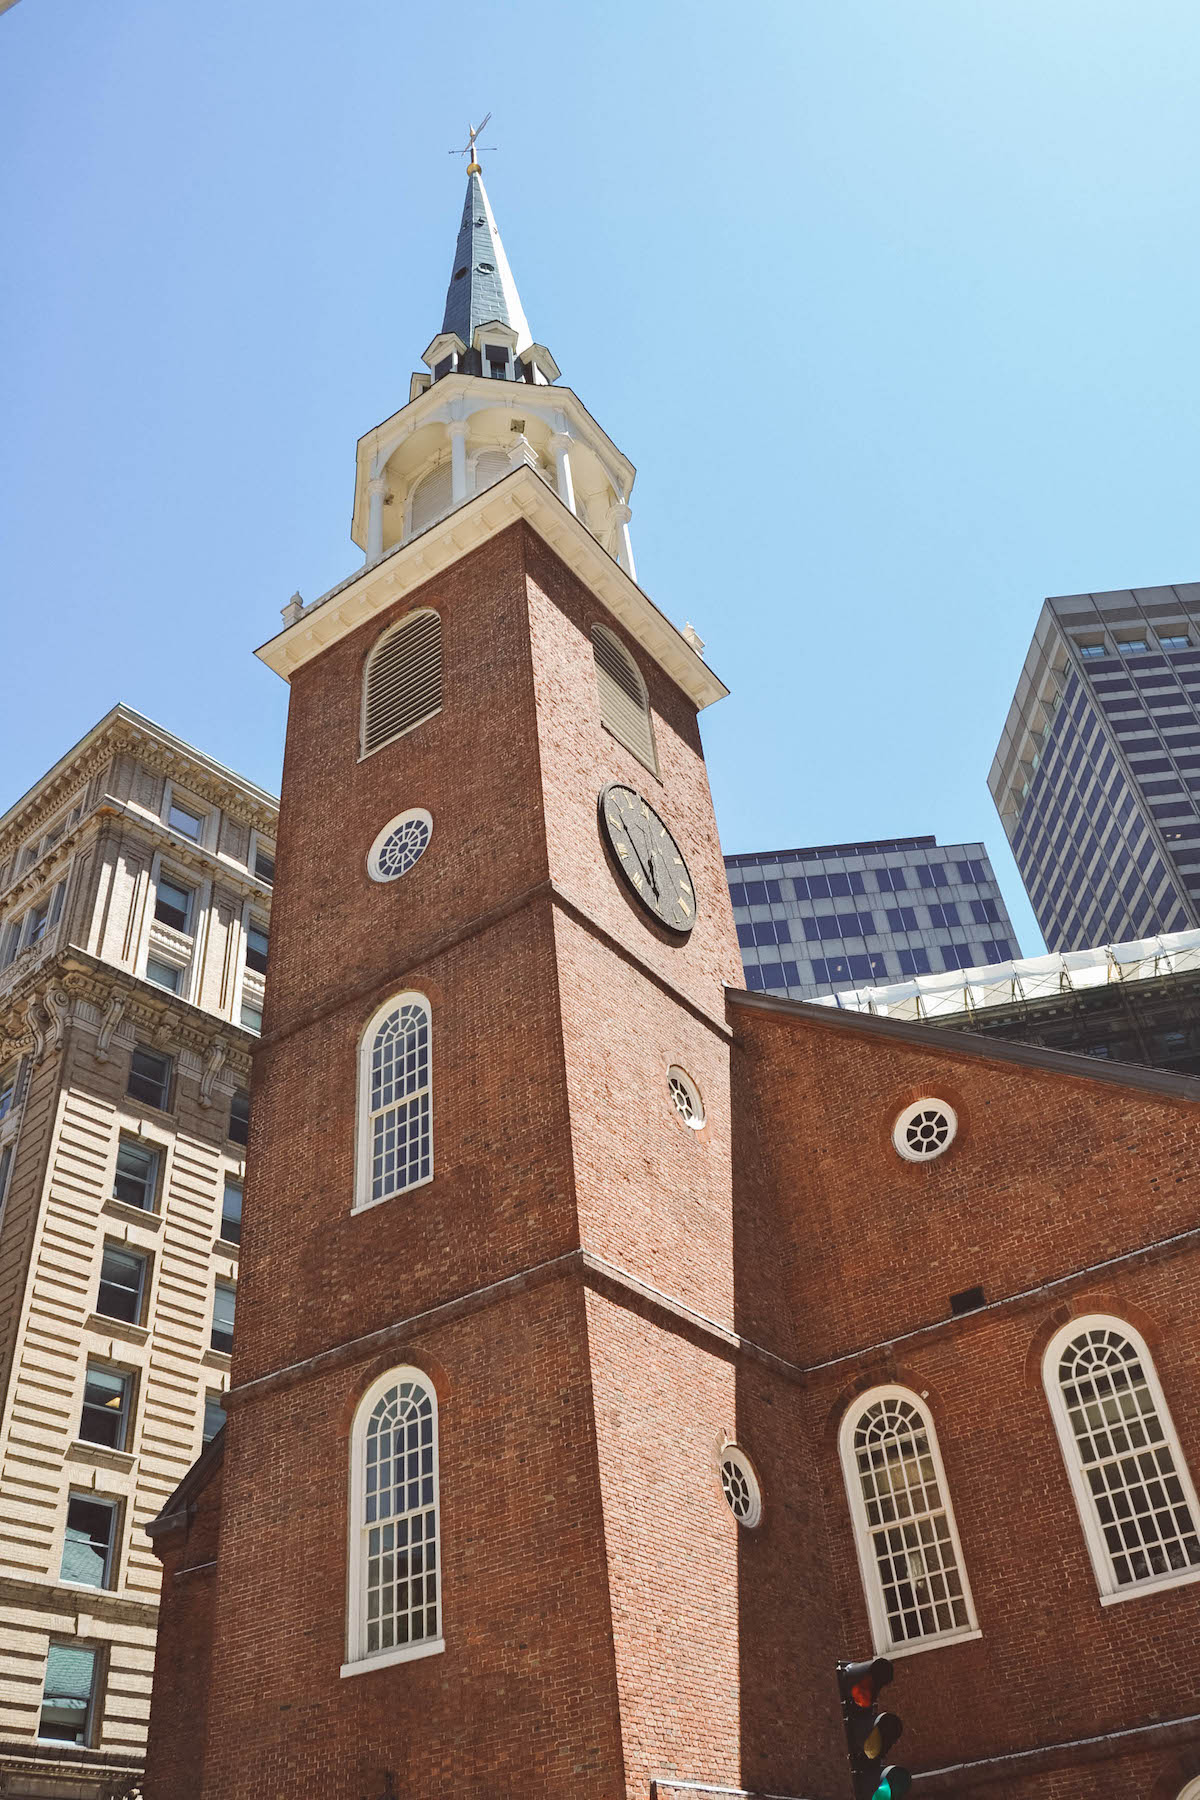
[727,985,1200,1103]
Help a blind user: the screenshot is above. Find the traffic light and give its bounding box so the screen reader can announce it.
[836,1657,911,1800]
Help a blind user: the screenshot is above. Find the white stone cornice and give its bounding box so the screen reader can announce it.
[0,948,255,1082]
[259,466,728,710]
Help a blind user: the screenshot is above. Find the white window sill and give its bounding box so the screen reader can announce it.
[350,1170,435,1216]
[882,1625,982,1661]
[1099,1564,1200,1605]
[340,1637,444,1679]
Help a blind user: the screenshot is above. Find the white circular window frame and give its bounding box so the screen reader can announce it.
[367,809,433,884]
[718,1443,763,1529]
[667,1065,705,1130]
[892,1096,958,1163]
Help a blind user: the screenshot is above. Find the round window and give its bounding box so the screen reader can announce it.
[719,1446,762,1528]
[667,1066,705,1129]
[892,1097,957,1163]
[367,809,433,883]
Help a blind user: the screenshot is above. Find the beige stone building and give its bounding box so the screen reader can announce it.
[0,706,275,1798]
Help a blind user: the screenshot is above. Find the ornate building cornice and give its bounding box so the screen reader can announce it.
[0,946,255,1082]
[0,709,278,866]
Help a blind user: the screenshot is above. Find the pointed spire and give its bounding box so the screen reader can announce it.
[440,168,532,356]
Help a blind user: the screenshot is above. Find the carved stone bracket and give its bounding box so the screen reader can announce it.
[23,997,47,1064]
[43,985,70,1053]
[95,996,126,1062]
[199,1040,227,1107]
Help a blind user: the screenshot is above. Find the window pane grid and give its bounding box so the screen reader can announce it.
[854,1397,970,1645]
[368,1003,431,1202]
[363,1382,438,1654]
[1059,1328,1200,1588]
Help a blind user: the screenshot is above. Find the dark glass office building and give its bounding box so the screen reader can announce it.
[989,583,1200,951]
[725,834,1020,1000]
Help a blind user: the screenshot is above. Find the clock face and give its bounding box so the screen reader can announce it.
[598,783,696,935]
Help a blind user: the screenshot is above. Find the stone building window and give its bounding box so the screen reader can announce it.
[113,1138,160,1211]
[592,624,657,774]
[79,1365,133,1452]
[356,994,432,1212]
[839,1387,977,1655]
[38,1642,100,1745]
[361,610,443,759]
[61,1495,119,1589]
[1043,1316,1200,1601]
[127,1047,173,1112]
[343,1368,443,1676]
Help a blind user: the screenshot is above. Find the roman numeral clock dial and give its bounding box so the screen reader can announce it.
[597,783,696,935]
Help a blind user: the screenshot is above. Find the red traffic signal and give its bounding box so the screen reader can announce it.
[837,1657,910,1800]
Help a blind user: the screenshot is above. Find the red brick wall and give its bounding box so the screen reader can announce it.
[199,1282,628,1799]
[143,1460,223,1800]
[733,997,1200,1794]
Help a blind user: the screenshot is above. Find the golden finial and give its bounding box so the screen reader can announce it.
[450,113,495,176]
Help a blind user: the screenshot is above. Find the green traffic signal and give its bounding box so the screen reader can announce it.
[869,1770,912,1800]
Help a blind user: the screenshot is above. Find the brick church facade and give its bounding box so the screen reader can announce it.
[143,157,1200,1800]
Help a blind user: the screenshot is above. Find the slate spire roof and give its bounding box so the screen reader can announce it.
[440,167,532,355]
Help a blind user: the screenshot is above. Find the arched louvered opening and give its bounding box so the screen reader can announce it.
[409,463,453,538]
[473,449,511,494]
[362,611,442,759]
[592,623,657,774]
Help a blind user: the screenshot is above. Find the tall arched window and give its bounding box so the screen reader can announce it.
[361,610,442,759]
[354,994,432,1212]
[1044,1316,1200,1600]
[839,1387,978,1654]
[592,623,657,774]
[343,1368,443,1675]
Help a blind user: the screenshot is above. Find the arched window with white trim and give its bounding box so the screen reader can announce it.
[355,994,432,1212]
[592,623,657,774]
[361,610,442,759]
[1044,1315,1200,1600]
[839,1387,978,1655]
[1176,1779,1200,1800]
[343,1368,443,1675]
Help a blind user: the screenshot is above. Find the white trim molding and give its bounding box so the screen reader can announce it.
[839,1384,979,1658]
[1043,1313,1200,1603]
[343,1366,443,1676]
[257,465,726,712]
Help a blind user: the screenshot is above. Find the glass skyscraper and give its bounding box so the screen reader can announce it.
[989,582,1200,952]
[726,835,1020,1000]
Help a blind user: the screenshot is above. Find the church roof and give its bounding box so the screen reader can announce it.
[440,167,532,355]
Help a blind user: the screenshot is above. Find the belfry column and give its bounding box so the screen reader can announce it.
[365,476,386,564]
[611,495,636,583]
[549,428,576,515]
[449,416,469,505]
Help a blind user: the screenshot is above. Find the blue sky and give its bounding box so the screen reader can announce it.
[4,0,1200,955]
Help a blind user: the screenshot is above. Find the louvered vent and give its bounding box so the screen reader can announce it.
[474,449,510,493]
[362,611,443,757]
[592,625,657,772]
[409,464,453,537]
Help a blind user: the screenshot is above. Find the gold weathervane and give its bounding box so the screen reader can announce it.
[450,113,495,176]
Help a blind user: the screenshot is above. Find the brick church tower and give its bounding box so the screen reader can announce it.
[146,146,1200,1800]
[142,149,850,1799]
